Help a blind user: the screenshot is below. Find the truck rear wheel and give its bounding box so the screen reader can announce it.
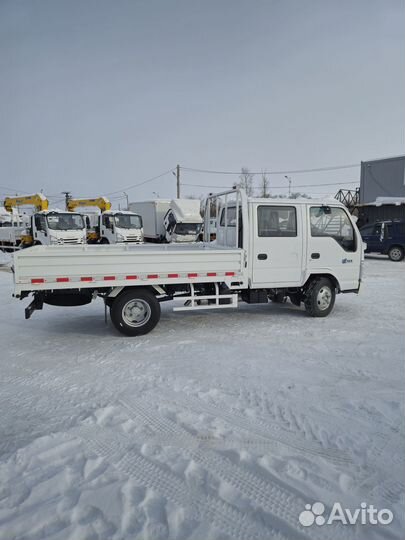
[388,245,404,262]
[304,277,335,317]
[110,288,160,336]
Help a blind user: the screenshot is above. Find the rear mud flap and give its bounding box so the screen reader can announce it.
[25,294,44,319]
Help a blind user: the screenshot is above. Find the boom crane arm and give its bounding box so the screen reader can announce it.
[66,197,112,212]
[4,193,49,212]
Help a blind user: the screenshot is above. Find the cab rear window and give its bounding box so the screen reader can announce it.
[257,206,297,237]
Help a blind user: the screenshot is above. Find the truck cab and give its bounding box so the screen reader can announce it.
[360,220,405,261]
[23,211,87,246]
[97,211,143,244]
[214,195,363,293]
[129,199,203,243]
[0,210,29,251]
[163,200,203,243]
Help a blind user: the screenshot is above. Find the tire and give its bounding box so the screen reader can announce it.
[100,238,110,244]
[304,277,336,317]
[110,288,161,336]
[388,245,404,262]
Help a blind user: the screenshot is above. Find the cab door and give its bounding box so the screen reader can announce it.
[308,206,362,290]
[33,214,48,244]
[252,204,304,286]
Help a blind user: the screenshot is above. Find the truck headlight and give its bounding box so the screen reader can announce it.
[117,234,125,242]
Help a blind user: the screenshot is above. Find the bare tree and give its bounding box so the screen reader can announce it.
[289,192,311,199]
[237,167,254,197]
[259,171,270,198]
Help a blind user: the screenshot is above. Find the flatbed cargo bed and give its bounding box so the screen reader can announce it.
[13,243,246,295]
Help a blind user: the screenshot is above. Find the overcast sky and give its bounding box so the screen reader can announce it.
[1,0,404,206]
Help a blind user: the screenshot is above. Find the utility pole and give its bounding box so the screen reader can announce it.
[176,164,180,198]
[123,192,129,210]
[284,176,292,197]
[62,191,72,208]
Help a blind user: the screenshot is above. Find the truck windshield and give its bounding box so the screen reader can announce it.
[114,214,142,229]
[174,223,202,235]
[46,213,85,231]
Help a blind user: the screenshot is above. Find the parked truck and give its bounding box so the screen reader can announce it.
[129,199,203,243]
[67,197,143,244]
[12,189,364,336]
[1,194,86,248]
[0,208,30,252]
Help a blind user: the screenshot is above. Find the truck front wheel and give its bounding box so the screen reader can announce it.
[110,288,161,336]
[304,277,335,317]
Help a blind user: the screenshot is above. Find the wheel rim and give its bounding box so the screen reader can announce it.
[317,286,332,311]
[390,248,402,261]
[122,299,151,327]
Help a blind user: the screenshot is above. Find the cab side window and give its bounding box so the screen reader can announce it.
[102,215,111,228]
[257,206,297,237]
[310,207,356,252]
[34,215,46,231]
[165,211,176,232]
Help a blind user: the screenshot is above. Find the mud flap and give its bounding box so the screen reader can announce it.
[25,294,44,319]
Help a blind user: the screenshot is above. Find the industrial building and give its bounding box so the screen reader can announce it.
[360,155,405,204]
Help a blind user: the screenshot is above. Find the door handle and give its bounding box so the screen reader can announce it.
[257,253,267,260]
[311,253,320,259]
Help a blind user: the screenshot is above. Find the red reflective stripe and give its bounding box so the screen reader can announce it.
[103,276,115,281]
[126,275,138,280]
[56,277,69,283]
[80,277,93,282]
[188,273,198,278]
[147,274,158,279]
[207,272,217,277]
[31,278,44,284]
[168,273,179,278]
[225,271,235,276]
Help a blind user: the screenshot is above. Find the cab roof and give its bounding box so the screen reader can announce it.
[247,197,346,207]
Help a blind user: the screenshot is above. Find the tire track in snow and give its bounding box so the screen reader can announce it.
[118,396,353,540]
[70,422,289,540]
[154,389,352,464]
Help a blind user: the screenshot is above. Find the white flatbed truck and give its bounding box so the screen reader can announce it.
[12,189,364,336]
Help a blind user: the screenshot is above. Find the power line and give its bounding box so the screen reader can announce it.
[180,163,360,175]
[182,180,359,190]
[105,168,176,196]
[0,185,27,194]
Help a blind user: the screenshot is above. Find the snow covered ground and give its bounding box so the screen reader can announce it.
[0,257,404,540]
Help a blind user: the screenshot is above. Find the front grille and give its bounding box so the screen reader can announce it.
[125,236,143,242]
[62,238,81,244]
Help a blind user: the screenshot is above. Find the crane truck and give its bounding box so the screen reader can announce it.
[67,197,143,244]
[1,193,86,249]
[129,199,203,243]
[12,189,364,336]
